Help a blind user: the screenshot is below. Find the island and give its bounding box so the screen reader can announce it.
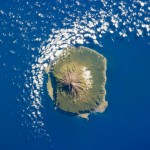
[46,46,108,119]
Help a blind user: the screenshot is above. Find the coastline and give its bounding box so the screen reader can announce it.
[95,56,108,113]
[47,77,54,100]
[46,46,108,118]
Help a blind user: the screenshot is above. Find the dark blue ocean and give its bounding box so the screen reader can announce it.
[0,0,150,150]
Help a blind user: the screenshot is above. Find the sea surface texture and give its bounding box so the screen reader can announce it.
[0,0,150,150]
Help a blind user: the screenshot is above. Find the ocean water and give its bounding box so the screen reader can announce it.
[0,0,150,150]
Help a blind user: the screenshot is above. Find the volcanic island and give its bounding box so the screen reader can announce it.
[46,46,108,119]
